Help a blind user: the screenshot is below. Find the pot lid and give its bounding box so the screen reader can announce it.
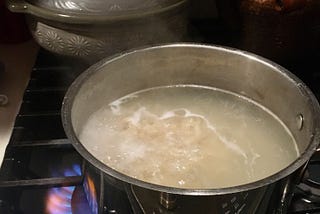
[28,0,179,15]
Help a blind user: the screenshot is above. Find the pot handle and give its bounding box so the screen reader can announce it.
[6,0,29,13]
[6,0,93,24]
[6,0,187,24]
[6,0,78,23]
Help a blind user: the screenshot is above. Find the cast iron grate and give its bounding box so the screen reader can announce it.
[0,50,87,213]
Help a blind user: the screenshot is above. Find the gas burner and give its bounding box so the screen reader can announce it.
[46,164,82,214]
[46,186,76,214]
[71,168,99,214]
[72,186,94,214]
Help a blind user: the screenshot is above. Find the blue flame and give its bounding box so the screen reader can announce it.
[73,164,82,175]
[64,164,82,177]
[51,186,74,200]
[46,164,82,214]
[51,164,82,178]
[64,169,77,177]
[46,186,75,214]
[83,176,98,214]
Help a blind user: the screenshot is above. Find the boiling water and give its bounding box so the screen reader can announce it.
[79,85,299,189]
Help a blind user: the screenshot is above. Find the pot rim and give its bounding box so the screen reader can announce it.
[7,0,187,24]
[61,43,320,195]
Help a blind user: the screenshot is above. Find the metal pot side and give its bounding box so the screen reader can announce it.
[61,44,320,211]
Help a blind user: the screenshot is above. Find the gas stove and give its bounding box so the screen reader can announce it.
[0,25,320,214]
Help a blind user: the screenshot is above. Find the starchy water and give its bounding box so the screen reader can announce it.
[79,85,299,188]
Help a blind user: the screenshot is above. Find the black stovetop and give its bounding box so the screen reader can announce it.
[0,50,86,214]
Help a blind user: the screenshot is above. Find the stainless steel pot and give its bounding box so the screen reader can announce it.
[6,0,188,62]
[62,43,320,213]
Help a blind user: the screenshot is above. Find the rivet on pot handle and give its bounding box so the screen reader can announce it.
[296,114,304,131]
[6,0,29,13]
[6,0,77,23]
[6,0,98,24]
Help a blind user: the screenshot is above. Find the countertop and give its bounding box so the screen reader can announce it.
[0,40,39,165]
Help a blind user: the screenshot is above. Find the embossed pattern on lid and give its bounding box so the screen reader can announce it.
[28,0,176,15]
